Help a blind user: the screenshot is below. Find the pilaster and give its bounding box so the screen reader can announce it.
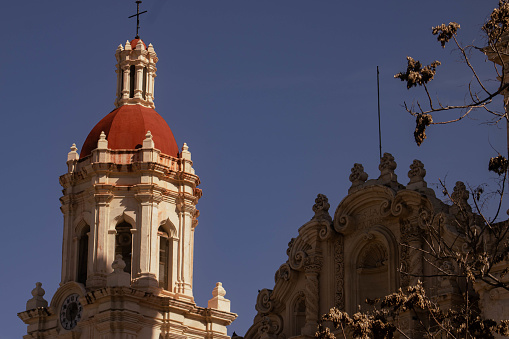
[133,186,163,291]
[87,186,114,289]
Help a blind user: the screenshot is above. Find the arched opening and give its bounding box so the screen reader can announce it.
[129,65,135,98]
[77,225,90,285]
[158,226,170,289]
[292,293,306,335]
[142,67,147,100]
[115,222,132,275]
[356,241,389,310]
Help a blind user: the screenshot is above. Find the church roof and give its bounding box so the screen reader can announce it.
[80,104,179,158]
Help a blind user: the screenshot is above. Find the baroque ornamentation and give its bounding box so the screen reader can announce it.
[274,263,293,283]
[286,238,295,256]
[357,241,387,269]
[312,194,332,223]
[407,159,427,187]
[380,197,409,218]
[450,181,472,214]
[378,152,398,184]
[258,314,283,337]
[255,289,274,314]
[349,163,368,190]
[304,268,320,327]
[304,255,323,273]
[334,235,345,309]
[333,213,356,234]
[400,219,423,286]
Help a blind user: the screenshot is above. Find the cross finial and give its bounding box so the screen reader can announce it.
[128,1,147,39]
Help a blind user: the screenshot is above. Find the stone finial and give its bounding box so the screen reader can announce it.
[67,143,79,162]
[125,40,132,50]
[311,194,332,222]
[97,131,108,149]
[451,181,471,212]
[407,159,427,188]
[208,282,231,312]
[26,282,48,310]
[181,142,192,161]
[378,152,398,184]
[142,130,155,149]
[112,254,126,272]
[107,255,131,287]
[349,163,368,191]
[116,44,124,52]
[148,43,155,53]
[136,39,145,50]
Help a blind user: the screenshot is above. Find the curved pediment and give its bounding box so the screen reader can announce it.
[333,184,436,235]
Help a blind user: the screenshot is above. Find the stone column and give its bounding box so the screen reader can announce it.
[122,66,130,100]
[134,65,144,99]
[146,67,154,104]
[302,256,322,336]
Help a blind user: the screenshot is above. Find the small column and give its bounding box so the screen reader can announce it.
[302,256,322,336]
[134,64,144,99]
[122,66,130,100]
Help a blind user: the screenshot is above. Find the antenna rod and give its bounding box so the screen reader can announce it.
[377,66,382,159]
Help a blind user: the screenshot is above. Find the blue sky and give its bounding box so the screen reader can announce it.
[0,1,506,337]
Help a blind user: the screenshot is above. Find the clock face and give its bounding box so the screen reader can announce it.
[59,293,83,330]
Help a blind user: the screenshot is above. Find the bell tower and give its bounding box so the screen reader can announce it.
[18,7,236,337]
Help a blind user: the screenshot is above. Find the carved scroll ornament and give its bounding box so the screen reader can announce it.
[333,214,355,235]
[256,289,274,314]
[380,197,409,218]
[258,314,283,338]
[274,263,293,284]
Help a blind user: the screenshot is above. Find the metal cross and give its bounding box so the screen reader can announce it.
[128,1,148,39]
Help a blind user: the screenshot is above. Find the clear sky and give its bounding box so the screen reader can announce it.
[0,1,506,337]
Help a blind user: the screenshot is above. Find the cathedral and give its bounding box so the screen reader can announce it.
[17,6,509,339]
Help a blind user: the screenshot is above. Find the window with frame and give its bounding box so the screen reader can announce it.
[158,226,170,289]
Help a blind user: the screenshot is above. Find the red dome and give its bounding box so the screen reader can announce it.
[130,38,147,50]
[80,105,179,158]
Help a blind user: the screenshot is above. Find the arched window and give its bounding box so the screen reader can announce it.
[356,241,389,310]
[142,67,147,100]
[115,222,132,275]
[129,65,135,98]
[158,226,170,289]
[293,293,306,335]
[77,225,90,285]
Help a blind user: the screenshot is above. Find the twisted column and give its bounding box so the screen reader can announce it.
[302,256,322,336]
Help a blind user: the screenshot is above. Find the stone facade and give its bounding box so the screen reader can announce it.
[18,38,236,339]
[243,153,509,339]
